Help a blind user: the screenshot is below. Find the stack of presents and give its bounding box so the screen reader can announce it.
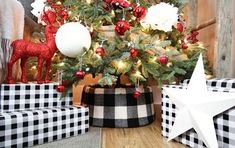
[1,79,235,147]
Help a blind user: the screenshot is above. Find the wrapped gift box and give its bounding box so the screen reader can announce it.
[162,79,235,148]
[0,83,89,148]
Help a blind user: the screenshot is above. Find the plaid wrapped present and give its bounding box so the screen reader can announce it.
[0,83,89,148]
[82,86,155,127]
[162,79,235,148]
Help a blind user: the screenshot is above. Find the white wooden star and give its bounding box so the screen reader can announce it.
[163,54,235,148]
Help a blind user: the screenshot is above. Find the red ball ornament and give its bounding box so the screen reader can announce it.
[56,84,65,92]
[111,0,130,8]
[133,90,141,99]
[176,22,184,33]
[96,47,105,57]
[75,70,86,79]
[130,47,138,58]
[115,20,130,35]
[181,43,188,49]
[158,55,168,65]
[133,6,147,20]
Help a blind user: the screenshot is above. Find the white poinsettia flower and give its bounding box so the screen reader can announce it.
[141,2,179,32]
[31,0,50,24]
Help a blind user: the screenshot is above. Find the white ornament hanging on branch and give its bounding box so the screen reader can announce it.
[55,22,91,58]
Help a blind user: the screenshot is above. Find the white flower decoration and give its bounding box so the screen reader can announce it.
[141,2,179,32]
[31,0,50,25]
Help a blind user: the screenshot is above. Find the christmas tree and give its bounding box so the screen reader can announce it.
[31,0,209,93]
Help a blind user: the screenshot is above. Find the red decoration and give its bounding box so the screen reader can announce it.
[56,84,65,92]
[133,6,146,20]
[7,25,58,84]
[130,47,138,58]
[180,39,188,49]
[75,70,86,79]
[111,0,130,9]
[176,22,184,33]
[96,47,106,57]
[187,31,199,44]
[133,90,141,99]
[158,55,168,65]
[115,20,130,35]
[42,10,57,25]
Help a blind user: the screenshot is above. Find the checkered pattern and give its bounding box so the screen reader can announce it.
[162,82,235,147]
[0,83,72,112]
[0,83,89,148]
[82,86,155,127]
[0,106,89,148]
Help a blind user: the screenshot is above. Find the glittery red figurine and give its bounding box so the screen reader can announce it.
[96,47,106,57]
[75,70,86,79]
[130,47,138,58]
[7,25,58,84]
[133,90,141,99]
[115,20,130,35]
[133,6,147,20]
[158,55,168,65]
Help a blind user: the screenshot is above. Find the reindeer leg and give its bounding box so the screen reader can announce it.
[7,55,20,84]
[45,59,51,83]
[37,58,44,84]
[21,57,28,83]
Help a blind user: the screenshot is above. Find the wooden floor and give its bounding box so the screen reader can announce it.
[101,105,187,148]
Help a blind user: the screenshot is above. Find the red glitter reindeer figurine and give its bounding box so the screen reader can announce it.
[7,25,58,84]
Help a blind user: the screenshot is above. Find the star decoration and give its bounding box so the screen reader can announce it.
[163,54,235,148]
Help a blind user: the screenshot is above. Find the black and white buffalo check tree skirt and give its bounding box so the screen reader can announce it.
[0,83,89,148]
[162,79,235,148]
[82,86,155,127]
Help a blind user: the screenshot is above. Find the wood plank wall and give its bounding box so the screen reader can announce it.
[187,0,235,78]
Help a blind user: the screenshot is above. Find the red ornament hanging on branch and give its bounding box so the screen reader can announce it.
[176,22,184,33]
[56,84,65,92]
[75,70,86,79]
[133,90,141,99]
[133,6,147,20]
[130,47,138,58]
[115,20,130,35]
[96,47,106,57]
[158,55,168,65]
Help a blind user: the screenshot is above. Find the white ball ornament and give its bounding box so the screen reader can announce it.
[55,22,91,58]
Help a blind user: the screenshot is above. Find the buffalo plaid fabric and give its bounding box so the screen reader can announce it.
[0,83,89,148]
[82,86,155,127]
[0,83,72,112]
[0,106,89,148]
[162,81,235,148]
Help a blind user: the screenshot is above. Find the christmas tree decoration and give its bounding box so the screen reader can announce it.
[115,20,130,35]
[163,54,235,148]
[141,3,178,32]
[55,22,91,58]
[133,90,141,99]
[75,70,86,79]
[62,80,70,86]
[130,47,138,58]
[133,5,147,20]
[31,0,209,88]
[176,22,184,33]
[56,84,65,92]
[187,31,199,43]
[95,47,106,57]
[158,55,168,65]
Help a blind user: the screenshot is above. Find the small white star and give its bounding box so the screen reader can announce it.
[163,54,235,148]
